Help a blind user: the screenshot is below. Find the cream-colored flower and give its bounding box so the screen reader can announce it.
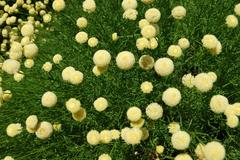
[75,31,88,44]
[110,129,120,140]
[42,62,52,72]
[194,73,213,92]
[87,130,100,145]
[146,103,163,120]
[76,17,88,29]
[226,15,238,28]
[100,130,112,144]
[140,81,153,93]
[121,0,137,10]
[35,121,53,139]
[138,55,154,70]
[154,58,174,76]
[156,145,164,154]
[98,154,112,160]
[145,8,161,23]
[6,123,23,137]
[88,37,98,47]
[24,59,34,68]
[123,9,138,21]
[23,43,38,58]
[182,73,195,88]
[127,107,142,122]
[53,54,63,64]
[136,37,149,50]
[162,87,181,107]
[21,23,34,36]
[195,143,205,160]
[141,25,156,38]
[167,45,182,58]
[226,115,239,128]
[82,0,96,13]
[93,50,111,67]
[52,0,65,12]
[178,38,190,49]
[94,97,108,112]
[175,153,192,160]
[26,115,38,131]
[130,118,145,128]
[2,59,20,75]
[171,131,191,150]
[72,108,87,122]
[171,6,186,20]
[204,141,225,160]
[66,98,81,113]
[13,71,24,82]
[41,91,57,108]
[210,95,229,114]
[116,51,135,70]
[168,122,181,134]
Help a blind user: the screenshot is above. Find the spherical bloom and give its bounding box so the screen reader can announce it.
[2,90,12,102]
[154,58,174,76]
[94,97,108,112]
[140,81,153,93]
[21,23,34,36]
[195,143,205,160]
[42,62,53,72]
[9,42,22,58]
[53,54,63,64]
[122,127,142,145]
[141,25,156,38]
[210,95,229,114]
[2,59,20,75]
[43,14,52,23]
[92,66,108,76]
[66,98,81,113]
[146,103,163,120]
[182,73,195,88]
[72,108,87,122]
[25,115,38,131]
[112,33,119,41]
[139,55,154,70]
[116,51,135,70]
[210,40,222,55]
[178,38,190,49]
[175,154,193,160]
[226,115,239,128]
[9,50,22,60]
[136,37,149,50]
[21,36,31,46]
[145,8,161,23]
[234,3,240,16]
[24,59,34,68]
[171,131,191,150]
[69,71,84,85]
[76,17,88,29]
[88,37,98,47]
[127,107,142,122]
[23,43,38,58]
[202,34,218,49]
[149,38,158,50]
[204,141,225,160]
[226,15,238,28]
[167,45,182,58]
[156,145,164,154]
[13,72,24,82]
[130,118,145,128]
[98,154,112,160]
[41,91,57,108]
[35,121,53,140]
[75,31,88,44]
[207,72,217,83]
[123,9,138,21]
[162,87,181,107]
[62,66,75,81]
[194,73,213,92]
[121,0,137,10]
[171,6,186,20]
[82,0,96,13]
[52,0,65,12]
[233,103,240,116]
[6,123,23,137]
[168,122,181,134]
[87,130,100,145]
[100,130,112,144]
[93,50,111,67]
[3,156,14,160]
[138,19,150,29]
[111,129,120,140]
[224,105,235,116]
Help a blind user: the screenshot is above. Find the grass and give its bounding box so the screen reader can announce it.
[1,0,240,159]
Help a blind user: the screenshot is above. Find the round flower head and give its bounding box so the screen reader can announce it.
[93,50,111,67]
[62,66,75,81]
[194,73,213,92]
[53,123,62,132]
[146,103,163,120]
[52,0,65,12]
[145,8,161,23]
[35,121,53,140]
[92,65,108,76]
[171,6,186,20]
[141,0,155,4]
[94,97,108,112]
[21,36,31,46]
[66,98,81,113]
[69,71,84,85]
[2,90,12,102]
[136,37,149,50]
[42,62,53,72]
[88,37,98,47]
[9,50,22,60]
[122,127,142,145]
[234,3,240,16]
[23,43,38,58]
[141,128,149,141]
[21,23,34,37]
[10,41,22,54]
[139,19,150,29]
[53,54,63,64]
[226,15,238,28]
[72,108,87,122]
[171,131,191,150]
[130,118,145,128]
[111,129,120,140]
[233,103,240,116]
[100,130,112,144]
[2,59,20,75]
[168,122,181,134]
[175,153,193,160]
[98,154,112,160]
[154,58,174,76]
[24,59,34,68]
[87,130,100,145]
[123,9,138,21]
[127,107,142,122]
[139,55,154,70]
[209,40,222,55]
[156,145,164,154]
[204,141,225,160]
[210,95,229,114]
[82,0,96,13]
[77,17,88,29]
[202,34,218,49]
[75,31,88,44]
[178,38,190,49]
[116,51,135,70]
[41,91,57,108]
[121,0,137,10]
[149,38,158,50]
[3,156,14,160]
[140,81,153,94]
[224,104,235,117]
[112,32,119,41]
[162,87,181,107]
[167,45,183,58]
[26,115,38,130]
[141,25,156,38]
[13,72,24,82]
[226,115,239,128]
[195,143,205,160]
[207,72,217,82]
[182,73,195,88]
[6,123,23,137]
[43,14,52,23]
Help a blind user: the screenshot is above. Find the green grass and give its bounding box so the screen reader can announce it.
[1,0,240,159]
